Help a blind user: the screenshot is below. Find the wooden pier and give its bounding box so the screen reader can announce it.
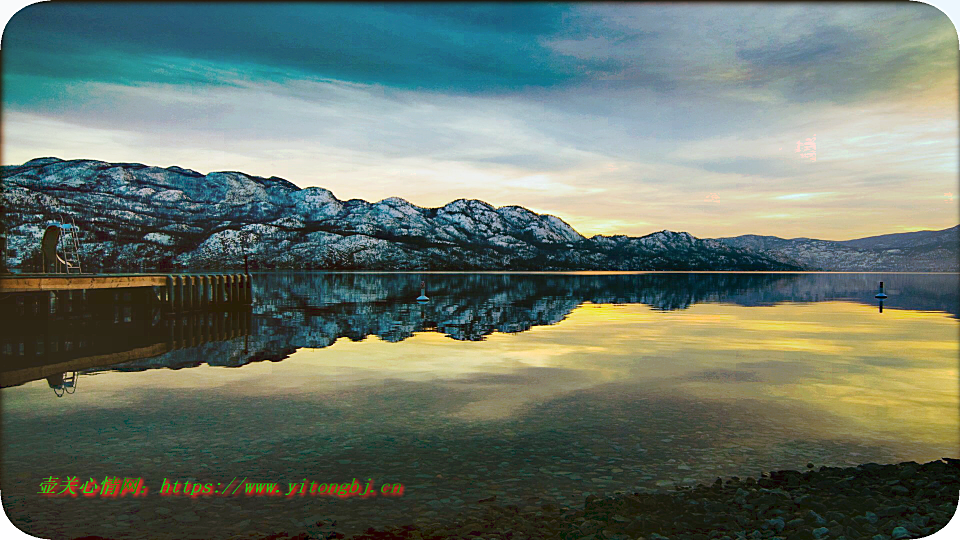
[0,272,253,313]
[1,273,255,388]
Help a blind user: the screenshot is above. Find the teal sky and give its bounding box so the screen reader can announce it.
[2,3,958,239]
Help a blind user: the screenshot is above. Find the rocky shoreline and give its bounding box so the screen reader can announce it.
[243,459,960,540]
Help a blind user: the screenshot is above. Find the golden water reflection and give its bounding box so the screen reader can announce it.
[276,301,956,449]
[13,301,955,452]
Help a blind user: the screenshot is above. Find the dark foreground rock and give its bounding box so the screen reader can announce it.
[70,459,960,540]
[249,459,960,540]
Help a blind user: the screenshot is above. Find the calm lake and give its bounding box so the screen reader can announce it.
[2,272,958,540]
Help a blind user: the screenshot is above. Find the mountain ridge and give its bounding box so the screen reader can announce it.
[2,157,956,272]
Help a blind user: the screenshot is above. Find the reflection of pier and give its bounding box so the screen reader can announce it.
[0,273,253,315]
[0,302,251,388]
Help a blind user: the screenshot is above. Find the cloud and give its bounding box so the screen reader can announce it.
[2,3,956,240]
[3,3,604,94]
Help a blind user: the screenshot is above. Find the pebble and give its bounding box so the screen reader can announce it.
[344,458,959,540]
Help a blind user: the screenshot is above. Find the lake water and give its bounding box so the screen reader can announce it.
[2,272,958,539]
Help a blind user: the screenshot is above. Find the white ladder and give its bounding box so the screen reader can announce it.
[58,215,83,274]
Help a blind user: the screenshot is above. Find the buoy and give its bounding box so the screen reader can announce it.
[875,281,888,299]
[417,281,430,302]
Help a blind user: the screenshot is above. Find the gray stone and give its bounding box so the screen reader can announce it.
[890,527,911,540]
[765,518,785,532]
[579,520,603,535]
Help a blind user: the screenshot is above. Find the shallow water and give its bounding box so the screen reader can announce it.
[2,272,958,539]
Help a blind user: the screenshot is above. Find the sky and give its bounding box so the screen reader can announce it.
[1,2,958,240]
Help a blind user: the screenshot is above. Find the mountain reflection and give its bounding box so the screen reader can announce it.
[255,273,958,343]
[2,272,955,384]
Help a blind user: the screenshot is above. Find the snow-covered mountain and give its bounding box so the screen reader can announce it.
[714,226,958,272]
[2,157,798,271]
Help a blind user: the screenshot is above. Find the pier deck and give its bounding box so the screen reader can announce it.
[0,273,167,292]
[0,272,253,312]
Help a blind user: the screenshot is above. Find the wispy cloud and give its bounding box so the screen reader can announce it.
[2,3,956,240]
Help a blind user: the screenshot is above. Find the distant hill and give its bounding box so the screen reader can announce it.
[714,226,959,272]
[839,226,959,250]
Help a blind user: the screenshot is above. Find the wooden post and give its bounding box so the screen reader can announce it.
[197,276,207,310]
[174,276,184,312]
[180,276,189,311]
[186,276,196,311]
[193,276,202,308]
[188,276,195,310]
[191,275,199,310]
[165,275,174,312]
[211,275,218,306]
[233,274,242,306]
[237,274,246,304]
[223,275,232,305]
